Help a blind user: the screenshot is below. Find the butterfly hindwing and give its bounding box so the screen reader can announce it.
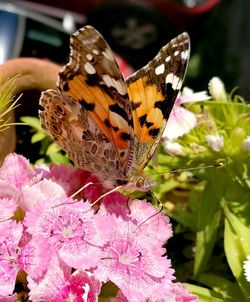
[126,33,190,172]
[39,89,130,182]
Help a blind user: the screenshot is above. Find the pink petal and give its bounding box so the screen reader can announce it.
[0,263,18,296]
[94,215,175,302]
[0,197,17,220]
[20,178,67,211]
[0,293,17,301]
[128,199,173,245]
[28,255,71,302]
[59,239,102,270]
[0,222,23,295]
[101,191,130,218]
[164,106,196,140]
[52,270,101,302]
[20,237,52,280]
[0,153,34,188]
[0,180,19,200]
[173,282,199,302]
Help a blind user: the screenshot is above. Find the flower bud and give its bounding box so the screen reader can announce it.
[206,133,224,152]
[242,136,250,152]
[208,77,227,101]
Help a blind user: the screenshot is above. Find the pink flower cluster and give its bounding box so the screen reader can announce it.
[0,153,198,302]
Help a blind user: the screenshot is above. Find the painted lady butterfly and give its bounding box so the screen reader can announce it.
[39,25,190,189]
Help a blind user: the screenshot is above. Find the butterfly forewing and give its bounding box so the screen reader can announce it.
[40,26,135,183]
[126,32,190,173]
[58,26,134,173]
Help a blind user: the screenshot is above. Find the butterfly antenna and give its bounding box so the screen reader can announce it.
[149,162,224,176]
[133,190,163,233]
[52,182,94,208]
[90,185,123,208]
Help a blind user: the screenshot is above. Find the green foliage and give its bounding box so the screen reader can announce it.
[0,75,20,131]
[149,82,250,300]
[21,79,250,300]
[20,116,70,165]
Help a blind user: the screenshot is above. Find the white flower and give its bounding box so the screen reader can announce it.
[242,136,250,152]
[164,141,186,156]
[164,88,210,140]
[208,77,227,101]
[182,87,211,102]
[243,256,250,282]
[206,133,224,152]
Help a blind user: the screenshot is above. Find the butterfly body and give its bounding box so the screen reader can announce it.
[39,26,190,189]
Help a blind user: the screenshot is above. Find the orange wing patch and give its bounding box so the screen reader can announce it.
[67,75,131,150]
[127,76,165,143]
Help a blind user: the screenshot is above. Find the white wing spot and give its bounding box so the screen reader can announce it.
[102,49,114,61]
[86,54,93,61]
[155,64,165,75]
[181,50,189,60]
[166,73,181,90]
[102,74,126,95]
[174,50,179,56]
[84,62,96,74]
[92,49,99,55]
[165,56,171,62]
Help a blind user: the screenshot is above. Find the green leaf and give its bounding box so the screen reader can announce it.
[31,132,47,143]
[224,207,250,299]
[197,273,245,301]
[186,283,240,302]
[172,190,200,229]
[48,152,70,164]
[46,142,61,155]
[46,142,70,164]
[20,116,43,132]
[194,170,222,276]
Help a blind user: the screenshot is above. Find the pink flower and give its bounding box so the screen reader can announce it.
[112,282,199,302]
[24,199,102,270]
[0,180,19,200]
[20,178,67,211]
[94,212,175,302]
[0,197,17,221]
[0,153,35,189]
[28,255,71,302]
[0,221,23,295]
[48,164,105,201]
[127,199,173,245]
[52,270,101,302]
[0,293,17,301]
[100,191,130,217]
[164,88,210,140]
[28,255,101,302]
[19,236,51,280]
[172,282,199,302]
[115,53,134,79]
[0,153,198,301]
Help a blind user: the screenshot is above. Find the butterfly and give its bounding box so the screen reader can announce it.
[39,25,190,190]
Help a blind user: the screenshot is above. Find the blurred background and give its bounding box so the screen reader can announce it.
[0,0,249,161]
[0,0,249,96]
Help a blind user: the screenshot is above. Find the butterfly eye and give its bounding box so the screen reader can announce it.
[136,178,145,188]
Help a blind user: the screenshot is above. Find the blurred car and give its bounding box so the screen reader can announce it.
[0,0,220,67]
